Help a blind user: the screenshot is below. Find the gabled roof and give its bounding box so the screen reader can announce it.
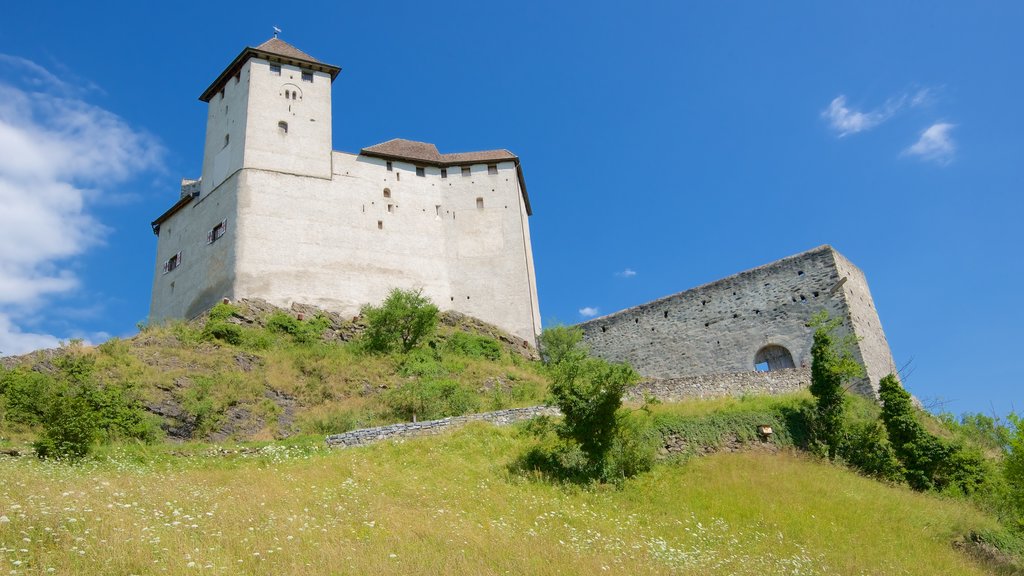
[361,139,532,215]
[199,38,341,102]
[361,138,517,166]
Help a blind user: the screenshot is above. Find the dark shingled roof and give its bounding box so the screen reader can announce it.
[253,38,321,63]
[361,139,532,214]
[200,38,341,102]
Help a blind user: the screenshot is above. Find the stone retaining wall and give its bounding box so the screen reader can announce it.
[325,369,813,448]
[325,406,560,448]
[626,367,811,403]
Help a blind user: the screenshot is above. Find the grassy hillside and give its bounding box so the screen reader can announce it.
[0,300,548,445]
[0,422,1009,575]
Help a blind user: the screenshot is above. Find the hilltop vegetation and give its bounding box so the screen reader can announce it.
[0,295,547,449]
[1,296,1023,573]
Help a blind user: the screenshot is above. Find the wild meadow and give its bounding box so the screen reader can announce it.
[0,423,1006,575]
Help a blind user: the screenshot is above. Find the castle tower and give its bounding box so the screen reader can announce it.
[197,38,340,192]
[150,38,542,343]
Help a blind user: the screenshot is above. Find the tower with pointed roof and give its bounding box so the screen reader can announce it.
[150,38,541,343]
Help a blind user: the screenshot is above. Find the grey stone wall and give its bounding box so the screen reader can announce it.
[325,406,560,448]
[324,369,816,449]
[578,246,896,397]
[626,368,811,403]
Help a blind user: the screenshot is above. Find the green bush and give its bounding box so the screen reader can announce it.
[839,419,905,482]
[879,374,989,494]
[808,312,864,458]
[266,311,330,344]
[0,367,51,426]
[398,347,448,378]
[443,331,503,361]
[1004,414,1024,529]
[202,321,243,345]
[383,379,480,421]
[361,289,439,353]
[537,325,586,366]
[33,385,98,460]
[519,326,642,483]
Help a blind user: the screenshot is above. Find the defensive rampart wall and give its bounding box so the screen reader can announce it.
[579,246,895,397]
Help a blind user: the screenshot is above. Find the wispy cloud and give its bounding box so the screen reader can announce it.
[578,307,599,318]
[822,88,932,137]
[0,55,163,355]
[615,268,637,278]
[903,123,956,165]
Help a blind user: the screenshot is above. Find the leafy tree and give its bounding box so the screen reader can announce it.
[538,325,587,366]
[808,312,863,457]
[548,355,640,464]
[879,374,987,494]
[521,326,646,482]
[361,289,439,353]
[1007,413,1024,526]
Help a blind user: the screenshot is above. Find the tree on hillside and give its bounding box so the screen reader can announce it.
[360,288,439,353]
[808,312,864,457]
[1007,414,1024,529]
[523,325,647,482]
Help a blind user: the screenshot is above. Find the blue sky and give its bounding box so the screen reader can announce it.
[0,2,1020,416]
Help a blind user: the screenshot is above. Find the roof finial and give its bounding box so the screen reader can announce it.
[273,26,281,39]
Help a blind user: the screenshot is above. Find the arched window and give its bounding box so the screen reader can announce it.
[754,345,795,372]
[278,121,288,134]
[383,188,391,198]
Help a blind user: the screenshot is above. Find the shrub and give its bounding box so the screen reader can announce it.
[398,347,447,378]
[520,326,644,483]
[266,311,330,344]
[202,320,243,345]
[443,331,503,361]
[879,374,988,494]
[361,289,439,353]
[839,419,905,482]
[537,325,586,366]
[808,312,863,458]
[383,379,479,422]
[33,385,98,460]
[1005,413,1024,529]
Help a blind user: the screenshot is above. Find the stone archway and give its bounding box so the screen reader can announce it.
[754,344,795,372]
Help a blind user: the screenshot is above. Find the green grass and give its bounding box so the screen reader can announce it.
[0,423,1005,575]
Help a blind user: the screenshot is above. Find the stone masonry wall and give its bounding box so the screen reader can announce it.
[325,406,559,448]
[626,367,811,403]
[325,370,814,449]
[578,246,896,397]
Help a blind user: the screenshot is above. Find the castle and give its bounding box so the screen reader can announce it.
[151,38,897,398]
[150,38,541,343]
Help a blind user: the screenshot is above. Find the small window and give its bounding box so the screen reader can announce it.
[301,71,313,82]
[476,197,484,209]
[285,89,291,99]
[461,166,471,177]
[435,205,441,216]
[386,161,393,171]
[383,188,391,198]
[387,204,394,213]
[270,64,281,75]
[416,166,425,177]
[223,134,230,148]
[441,168,447,179]
[278,121,288,134]
[377,220,383,230]
[207,219,228,244]
[162,252,182,274]
[487,164,498,175]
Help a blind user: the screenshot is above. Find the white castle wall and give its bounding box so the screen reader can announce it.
[153,46,541,343]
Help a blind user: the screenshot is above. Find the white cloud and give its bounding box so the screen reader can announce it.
[822,88,932,137]
[578,307,599,318]
[903,123,956,165]
[0,55,163,355]
[615,268,637,278]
